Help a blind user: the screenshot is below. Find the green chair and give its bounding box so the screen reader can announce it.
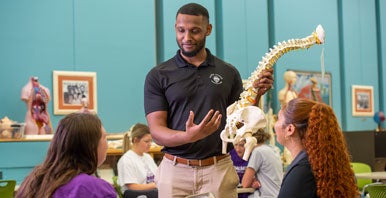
[351,162,372,191]
[362,183,386,198]
[112,176,123,198]
[0,180,16,198]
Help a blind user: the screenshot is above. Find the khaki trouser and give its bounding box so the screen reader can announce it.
[155,155,239,198]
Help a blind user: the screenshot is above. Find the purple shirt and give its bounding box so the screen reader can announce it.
[230,149,248,182]
[230,149,250,198]
[52,173,116,198]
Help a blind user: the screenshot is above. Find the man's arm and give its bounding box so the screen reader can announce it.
[146,109,222,147]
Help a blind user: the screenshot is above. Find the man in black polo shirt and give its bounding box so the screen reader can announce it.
[144,3,273,197]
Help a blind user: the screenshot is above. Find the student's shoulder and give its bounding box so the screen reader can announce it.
[64,174,116,197]
[73,174,113,188]
[120,150,137,159]
[287,159,313,178]
[72,173,100,183]
[252,144,271,153]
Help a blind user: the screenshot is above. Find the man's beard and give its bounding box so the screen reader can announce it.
[177,38,206,57]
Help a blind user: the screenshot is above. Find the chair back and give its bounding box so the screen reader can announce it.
[0,180,16,198]
[351,162,372,191]
[123,188,158,198]
[365,184,386,198]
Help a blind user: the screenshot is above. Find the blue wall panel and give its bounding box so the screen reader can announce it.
[341,0,380,130]
[0,0,156,132]
[221,1,270,79]
[377,0,386,119]
[0,0,74,127]
[73,0,156,132]
[0,141,49,183]
[272,0,343,123]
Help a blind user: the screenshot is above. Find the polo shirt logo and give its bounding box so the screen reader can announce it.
[210,74,223,85]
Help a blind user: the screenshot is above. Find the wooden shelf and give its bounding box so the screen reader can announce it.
[0,133,124,142]
[0,135,53,142]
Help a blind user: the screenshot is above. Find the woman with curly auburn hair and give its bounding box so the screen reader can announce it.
[16,113,116,198]
[275,98,359,198]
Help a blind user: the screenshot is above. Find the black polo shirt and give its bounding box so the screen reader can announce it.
[144,49,242,159]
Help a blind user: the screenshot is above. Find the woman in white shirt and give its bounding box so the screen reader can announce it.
[117,123,158,193]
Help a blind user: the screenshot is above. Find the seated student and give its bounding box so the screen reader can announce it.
[276,98,359,198]
[230,139,255,198]
[16,113,116,198]
[241,129,283,198]
[117,123,158,194]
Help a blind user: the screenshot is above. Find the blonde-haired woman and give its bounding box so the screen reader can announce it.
[117,123,158,194]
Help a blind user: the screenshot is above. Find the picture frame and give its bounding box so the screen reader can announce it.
[53,71,97,115]
[352,85,374,116]
[292,70,332,105]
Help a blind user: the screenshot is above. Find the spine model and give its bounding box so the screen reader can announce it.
[221,25,325,160]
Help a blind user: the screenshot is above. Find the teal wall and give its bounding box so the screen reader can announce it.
[1,0,385,184]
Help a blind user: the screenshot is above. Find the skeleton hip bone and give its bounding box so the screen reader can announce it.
[220,106,266,160]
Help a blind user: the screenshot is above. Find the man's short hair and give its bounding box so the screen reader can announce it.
[176,3,209,22]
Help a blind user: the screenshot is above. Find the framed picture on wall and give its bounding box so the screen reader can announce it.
[292,70,332,105]
[352,85,374,116]
[53,71,97,115]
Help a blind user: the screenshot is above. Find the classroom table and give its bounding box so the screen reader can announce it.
[355,172,386,181]
[236,187,255,194]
